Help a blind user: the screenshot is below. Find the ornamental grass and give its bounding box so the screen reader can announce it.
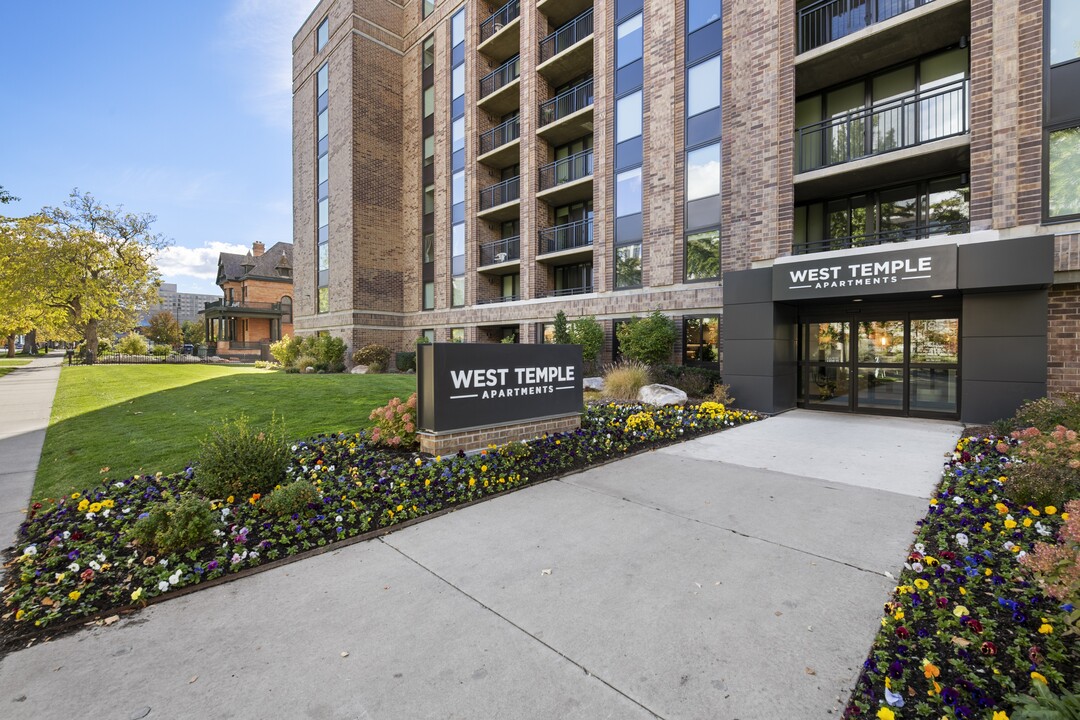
[2,402,758,640]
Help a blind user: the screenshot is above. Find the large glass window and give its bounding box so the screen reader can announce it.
[687,56,721,117]
[452,277,465,306]
[1050,0,1080,66]
[452,171,465,204]
[616,167,642,216]
[1050,126,1080,218]
[684,317,719,363]
[451,327,465,343]
[615,244,642,287]
[616,92,643,142]
[422,233,435,263]
[686,143,721,201]
[616,14,643,68]
[317,64,329,95]
[452,64,465,100]
[452,9,465,45]
[688,0,722,33]
[423,36,435,69]
[684,229,720,281]
[423,282,435,310]
[317,19,329,51]
[452,117,465,152]
[424,0,436,19]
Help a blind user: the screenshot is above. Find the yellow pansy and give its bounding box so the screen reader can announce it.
[1031,671,1048,684]
[1045,505,1057,515]
[914,579,929,590]
[876,707,895,720]
[68,591,81,601]
[1023,518,1033,527]
[131,588,143,601]
[1039,623,1053,634]
[102,499,115,509]
[992,712,1009,720]
[15,609,25,621]
[77,499,89,512]
[995,502,1009,514]
[71,492,81,499]
[87,502,102,513]
[1004,519,1017,529]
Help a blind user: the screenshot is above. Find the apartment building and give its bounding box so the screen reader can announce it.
[143,283,221,326]
[292,0,1080,423]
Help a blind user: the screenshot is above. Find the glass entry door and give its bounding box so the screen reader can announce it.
[799,314,959,418]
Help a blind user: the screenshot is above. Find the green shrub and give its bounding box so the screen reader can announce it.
[352,344,392,373]
[294,354,318,373]
[569,315,605,375]
[416,335,431,345]
[1004,426,1080,507]
[151,344,170,357]
[300,335,346,372]
[129,494,218,554]
[603,361,651,401]
[270,335,302,368]
[707,383,736,406]
[1009,680,1080,720]
[368,393,418,448]
[616,311,677,365]
[97,339,112,354]
[259,481,321,516]
[116,332,149,355]
[195,414,291,499]
[395,351,416,372]
[553,310,571,344]
[253,360,279,370]
[1012,395,1080,434]
[650,364,723,398]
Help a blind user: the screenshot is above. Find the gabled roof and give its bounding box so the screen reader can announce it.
[217,242,293,285]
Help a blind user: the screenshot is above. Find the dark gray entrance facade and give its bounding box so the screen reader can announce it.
[724,235,1055,423]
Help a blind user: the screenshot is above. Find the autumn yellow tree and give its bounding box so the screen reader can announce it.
[0,215,69,357]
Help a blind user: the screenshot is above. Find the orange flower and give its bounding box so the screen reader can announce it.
[923,661,940,679]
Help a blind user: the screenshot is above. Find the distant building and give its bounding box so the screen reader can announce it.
[200,241,294,359]
[143,283,220,326]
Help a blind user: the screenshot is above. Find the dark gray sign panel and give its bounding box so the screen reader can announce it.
[772,244,958,301]
[417,343,583,433]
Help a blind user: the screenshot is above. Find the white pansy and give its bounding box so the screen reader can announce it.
[68,562,80,572]
[23,545,37,556]
[158,580,170,592]
[955,533,969,548]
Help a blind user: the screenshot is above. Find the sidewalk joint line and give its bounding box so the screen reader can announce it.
[379,537,668,720]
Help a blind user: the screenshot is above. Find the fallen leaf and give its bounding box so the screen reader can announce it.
[340,651,349,658]
[907,686,916,697]
[41,597,54,607]
[775,611,783,617]
[100,467,110,473]
[951,636,972,647]
[189,675,198,684]
[541,568,552,576]
[805,667,816,675]
[103,615,119,626]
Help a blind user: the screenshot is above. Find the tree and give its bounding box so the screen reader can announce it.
[0,186,17,204]
[569,315,605,375]
[181,320,205,346]
[553,310,571,344]
[147,311,182,348]
[615,310,677,366]
[0,214,69,357]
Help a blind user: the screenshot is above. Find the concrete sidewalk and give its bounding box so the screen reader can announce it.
[0,353,63,555]
[0,410,961,720]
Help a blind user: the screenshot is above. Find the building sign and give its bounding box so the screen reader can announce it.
[772,244,958,301]
[417,343,583,433]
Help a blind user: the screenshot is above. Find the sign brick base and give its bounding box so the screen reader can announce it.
[418,414,581,456]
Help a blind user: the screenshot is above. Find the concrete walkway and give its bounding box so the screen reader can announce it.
[0,353,63,555]
[0,409,962,720]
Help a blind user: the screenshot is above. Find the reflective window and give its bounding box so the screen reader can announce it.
[317,287,329,313]
[616,92,643,142]
[451,327,465,342]
[452,171,465,204]
[423,233,435,263]
[318,243,329,270]
[424,87,435,117]
[317,64,329,95]
[616,167,642,217]
[926,177,969,232]
[318,198,329,227]
[686,143,721,201]
[318,154,328,184]
[423,282,435,309]
[857,320,905,363]
[687,56,721,117]
[615,244,642,287]
[423,136,435,166]
[317,19,329,51]
[452,117,465,151]
[688,0,721,33]
[423,36,435,69]
[451,277,465,306]
[1050,126,1080,218]
[616,14,643,68]
[684,229,720,280]
[317,110,328,139]
[422,329,435,342]
[452,223,465,255]
[452,64,465,100]
[911,318,958,364]
[684,317,719,363]
[1051,0,1080,65]
[452,9,465,47]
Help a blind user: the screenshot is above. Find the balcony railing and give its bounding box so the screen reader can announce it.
[539,149,593,191]
[539,78,594,127]
[480,55,521,98]
[797,0,935,54]
[479,176,521,210]
[478,294,521,304]
[479,115,521,155]
[794,219,970,255]
[795,79,968,174]
[480,0,521,43]
[539,219,593,254]
[227,340,271,351]
[539,8,594,63]
[479,236,521,265]
[203,300,283,313]
[548,284,593,297]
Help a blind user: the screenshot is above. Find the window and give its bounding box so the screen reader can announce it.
[685,229,720,281]
[687,56,721,117]
[686,143,721,200]
[423,136,435,166]
[684,317,719,364]
[317,18,329,51]
[452,117,465,152]
[615,244,642,287]
[452,171,465,204]
[616,92,643,142]
[318,287,329,314]
[687,0,721,33]
[422,233,435,263]
[1050,126,1080,218]
[616,167,642,217]
[451,327,465,343]
[616,14,643,68]
[319,154,328,184]
[423,184,435,214]
[280,296,293,324]
[541,323,555,343]
[317,64,329,95]
[422,329,435,343]
[423,36,435,69]
[502,273,520,299]
[424,87,435,118]
[423,282,435,309]
[452,276,464,307]
[452,64,465,100]
[1050,0,1080,66]
[452,9,465,46]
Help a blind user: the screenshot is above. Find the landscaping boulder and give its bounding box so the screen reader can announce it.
[638,383,687,406]
[304,366,316,374]
[350,365,369,375]
[583,377,604,392]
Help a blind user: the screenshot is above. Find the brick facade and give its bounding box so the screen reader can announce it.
[419,413,581,455]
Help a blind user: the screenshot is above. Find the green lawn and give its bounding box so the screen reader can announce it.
[36,365,416,500]
[0,358,32,378]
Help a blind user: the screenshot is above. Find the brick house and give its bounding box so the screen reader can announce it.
[201,241,294,359]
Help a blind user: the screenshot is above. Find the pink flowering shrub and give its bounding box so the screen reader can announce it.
[1021,499,1080,604]
[1004,425,1080,506]
[368,393,418,448]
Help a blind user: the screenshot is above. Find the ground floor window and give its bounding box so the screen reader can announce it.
[421,328,435,343]
[540,323,555,343]
[1049,125,1080,219]
[451,327,465,343]
[683,316,719,364]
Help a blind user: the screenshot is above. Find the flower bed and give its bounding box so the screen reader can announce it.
[844,435,1080,720]
[2,402,758,642]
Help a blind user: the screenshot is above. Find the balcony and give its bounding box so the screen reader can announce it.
[479,55,521,116]
[537,0,592,26]
[537,78,594,145]
[478,176,521,221]
[537,9,594,88]
[201,299,284,317]
[795,0,970,95]
[794,219,970,255]
[537,149,593,205]
[479,0,521,61]
[547,284,593,298]
[478,236,521,273]
[538,219,593,264]
[478,115,521,169]
[478,294,522,305]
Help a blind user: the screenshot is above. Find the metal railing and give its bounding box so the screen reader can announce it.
[480,0,521,43]
[97,353,212,365]
[539,219,593,254]
[548,284,594,297]
[479,175,521,210]
[479,115,521,155]
[226,340,271,351]
[478,294,521,304]
[479,236,521,265]
[539,149,593,191]
[797,0,933,54]
[203,299,283,312]
[795,79,968,173]
[794,219,969,255]
[539,78,594,127]
[539,8,594,63]
[480,55,521,98]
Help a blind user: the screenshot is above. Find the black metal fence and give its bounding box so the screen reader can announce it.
[794,219,970,255]
[479,236,521,266]
[89,353,214,365]
[539,9,594,63]
[479,175,521,210]
[480,0,521,43]
[540,219,593,254]
[539,78,594,127]
[539,149,593,191]
[479,115,521,155]
[797,0,932,54]
[480,55,521,98]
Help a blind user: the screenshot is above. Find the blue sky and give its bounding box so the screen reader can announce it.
[0,0,318,295]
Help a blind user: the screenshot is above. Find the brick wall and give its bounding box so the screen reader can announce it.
[1048,283,1080,396]
[419,413,582,455]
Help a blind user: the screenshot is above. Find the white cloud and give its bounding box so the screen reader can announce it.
[225,0,320,127]
[155,241,251,281]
